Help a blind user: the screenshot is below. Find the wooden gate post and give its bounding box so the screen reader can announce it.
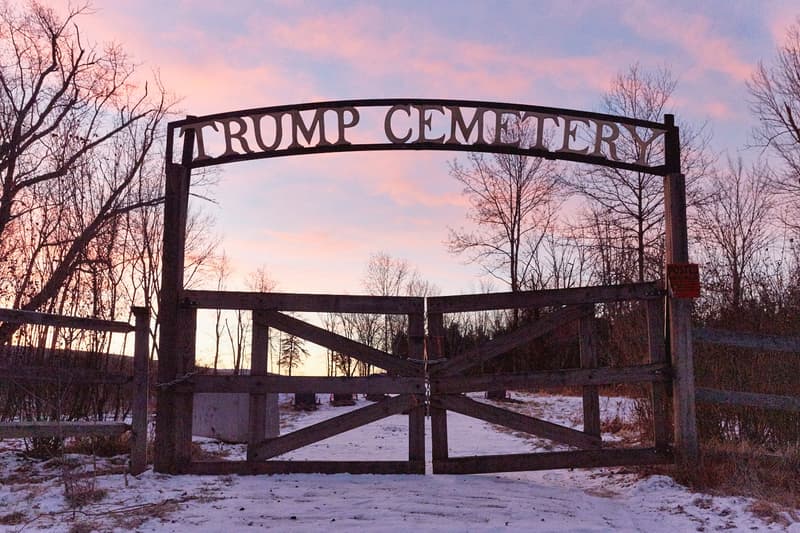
[248,310,269,461]
[664,117,699,464]
[407,312,426,473]
[578,306,600,438]
[427,312,448,465]
[154,125,194,473]
[130,306,150,475]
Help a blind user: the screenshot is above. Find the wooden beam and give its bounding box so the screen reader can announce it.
[184,460,425,475]
[433,447,672,475]
[407,313,426,463]
[247,310,269,462]
[647,299,670,450]
[665,172,699,464]
[433,395,601,449]
[433,306,590,377]
[426,283,662,314]
[178,374,425,395]
[427,312,449,462]
[184,290,424,314]
[431,363,670,394]
[696,387,800,412]
[250,394,417,460]
[0,308,133,333]
[694,328,800,353]
[0,366,129,385]
[173,306,197,470]
[579,307,601,439]
[264,311,419,376]
[0,421,129,439]
[130,306,150,475]
[154,160,191,474]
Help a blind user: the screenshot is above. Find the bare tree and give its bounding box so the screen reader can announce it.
[696,157,774,310]
[749,18,800,225]
[0,2,173,342]
[571,64,713,283]
[448,119,563,304]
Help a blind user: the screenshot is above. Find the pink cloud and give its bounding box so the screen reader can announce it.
[621,3,754,83]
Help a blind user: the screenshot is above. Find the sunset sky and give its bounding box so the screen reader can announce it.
[69,0,796,299]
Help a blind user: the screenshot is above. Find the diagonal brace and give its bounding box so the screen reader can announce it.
[265,311,419,376]
[432,394,601,449]
[432,306,591,377]
[250,394,419,461]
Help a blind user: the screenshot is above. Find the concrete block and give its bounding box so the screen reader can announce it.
[192,392,279,443]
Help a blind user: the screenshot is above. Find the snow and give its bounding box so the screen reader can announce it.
[1,393,798,532]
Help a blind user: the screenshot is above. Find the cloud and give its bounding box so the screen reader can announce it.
[620,3,754,83]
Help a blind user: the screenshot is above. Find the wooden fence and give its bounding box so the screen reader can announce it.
[694,327,800,413]
[0,307,150,475]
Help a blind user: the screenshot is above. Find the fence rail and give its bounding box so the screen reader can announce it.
[0,306,150,474]
[694,327,800,414]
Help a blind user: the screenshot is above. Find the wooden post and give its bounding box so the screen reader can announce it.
[407,312,425,472]
[427,312,449,464]
[664,169,699,464]
[130,306,150,475]
[174,305,197,470]
[579,305,600,439]
[154,125,194,473]
[646,298,670,450]
[248,310,269,461]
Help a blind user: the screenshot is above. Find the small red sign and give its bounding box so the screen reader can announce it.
[667,263,701,298]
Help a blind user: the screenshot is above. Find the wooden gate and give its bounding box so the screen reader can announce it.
[158,291,428,475]
[425,283,672,474]
[154,282,676,475]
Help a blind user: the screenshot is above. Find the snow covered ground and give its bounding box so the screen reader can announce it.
[1,392,798,532]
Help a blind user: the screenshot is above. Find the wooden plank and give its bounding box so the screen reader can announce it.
[173,306,197,470]
[264,311,418,376]
[250,394,417,460]
[696,387,800,412]
[431,407,449,462]
[0,366,130,385]
[433,447,672,475]
[407,313,425,463]
[0,308,133,333]
[647,299,670,450]
[431,363,670,394]
[179,374,425,395]
[0,421,129,439]
[427,312,449,462]
[154,160,190,474]
[426,283,662,314]
[433,306,591,377]
[130,306,150,475]
[247,310,269,461]
[665,171,699,464]
[184,290,424,314]
[433,395,601,449]
[184,460,425,475]
[579,307,601,438]
[694,328,800,353]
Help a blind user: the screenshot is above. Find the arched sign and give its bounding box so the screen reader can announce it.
[167,98,681,175]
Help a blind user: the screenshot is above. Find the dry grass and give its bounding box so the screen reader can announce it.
[638,443,800,511]
[63,433,132,457]
[63,470,107,507]
[0,511,26,526]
